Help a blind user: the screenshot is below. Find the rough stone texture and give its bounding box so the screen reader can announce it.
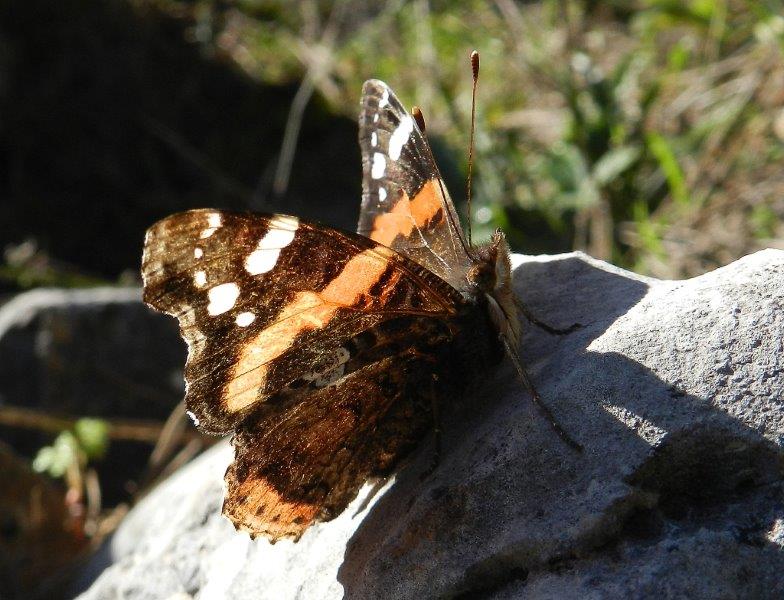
[76,250,784,599]
[0,287,184,423]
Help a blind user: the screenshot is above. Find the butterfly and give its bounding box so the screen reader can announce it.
[141,77,554,542]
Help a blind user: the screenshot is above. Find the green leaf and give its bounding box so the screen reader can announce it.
[33,431,79,478]
[546,143,589,193]
[667,41,691,71]
[632,200,665,258]
[591,145,642,187]
[751,205,777,239]
[646,132,690,207]
[74,418,110,460]
[32,446,56,474]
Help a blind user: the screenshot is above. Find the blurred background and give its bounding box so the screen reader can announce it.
[2,0,783,290]
[0,0,783,596]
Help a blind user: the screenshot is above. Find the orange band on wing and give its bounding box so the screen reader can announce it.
[369,179,445,246]
[224,474,321,540]
[223,247,394,412]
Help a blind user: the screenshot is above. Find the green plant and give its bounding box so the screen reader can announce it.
[33,418,109,480]
[139,0,784,277]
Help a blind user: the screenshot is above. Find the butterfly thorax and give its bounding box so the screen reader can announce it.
[467,245,499,293]
[462,229,521,352]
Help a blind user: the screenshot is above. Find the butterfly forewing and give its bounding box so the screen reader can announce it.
[358,80,474,291]
[142,209,463,434]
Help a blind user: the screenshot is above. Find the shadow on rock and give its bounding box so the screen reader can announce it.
[338,252,784,599]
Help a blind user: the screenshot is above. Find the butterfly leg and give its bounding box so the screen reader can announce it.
[516,299,581,335]
[502,337,583,453]
[420,373,442,479]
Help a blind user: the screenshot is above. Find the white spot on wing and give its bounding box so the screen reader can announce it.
[200,212,223,238]
[302,347,351,387]
[194,270,207,287]
[245,248,279,275]
[194,247,203,259]
[207,282,240,315]
[378,187,387,202]
[260,225,298,248]
[373,113,379,123]
[388,115,413,160]
[269,215,299,230]
[186,410,200,426]
[379,87,390,107]
[316,365,345,387]
[370,131,378,147]
[371,153,386,179]
[244,216,299,275]
[235,312,255,327]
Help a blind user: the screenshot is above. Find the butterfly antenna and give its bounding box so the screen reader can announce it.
[466,50,480,247]
[501,336,584,453]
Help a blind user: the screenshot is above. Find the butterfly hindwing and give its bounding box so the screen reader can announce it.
[224,319,450,540]
[358,80,474,290]
[142,209,463,435]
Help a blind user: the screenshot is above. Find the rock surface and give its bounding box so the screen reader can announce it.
[0,287,184,421]
[76,251,784,599]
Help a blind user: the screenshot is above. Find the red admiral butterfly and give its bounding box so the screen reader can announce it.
[142,60,575,541]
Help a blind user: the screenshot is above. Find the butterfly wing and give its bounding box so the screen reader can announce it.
[358,80,475,290]
[142,208,467,539]
[224,333,448,540]
[142,209,463,435]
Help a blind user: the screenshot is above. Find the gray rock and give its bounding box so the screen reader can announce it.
[76,250,784,599]
[0,287,184,421]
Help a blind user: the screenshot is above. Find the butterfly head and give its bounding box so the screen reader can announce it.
[469,229,521,348]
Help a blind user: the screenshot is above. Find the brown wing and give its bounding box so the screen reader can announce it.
[141,209,463,435]
[223,318,450,541]
[358,80,475,290]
